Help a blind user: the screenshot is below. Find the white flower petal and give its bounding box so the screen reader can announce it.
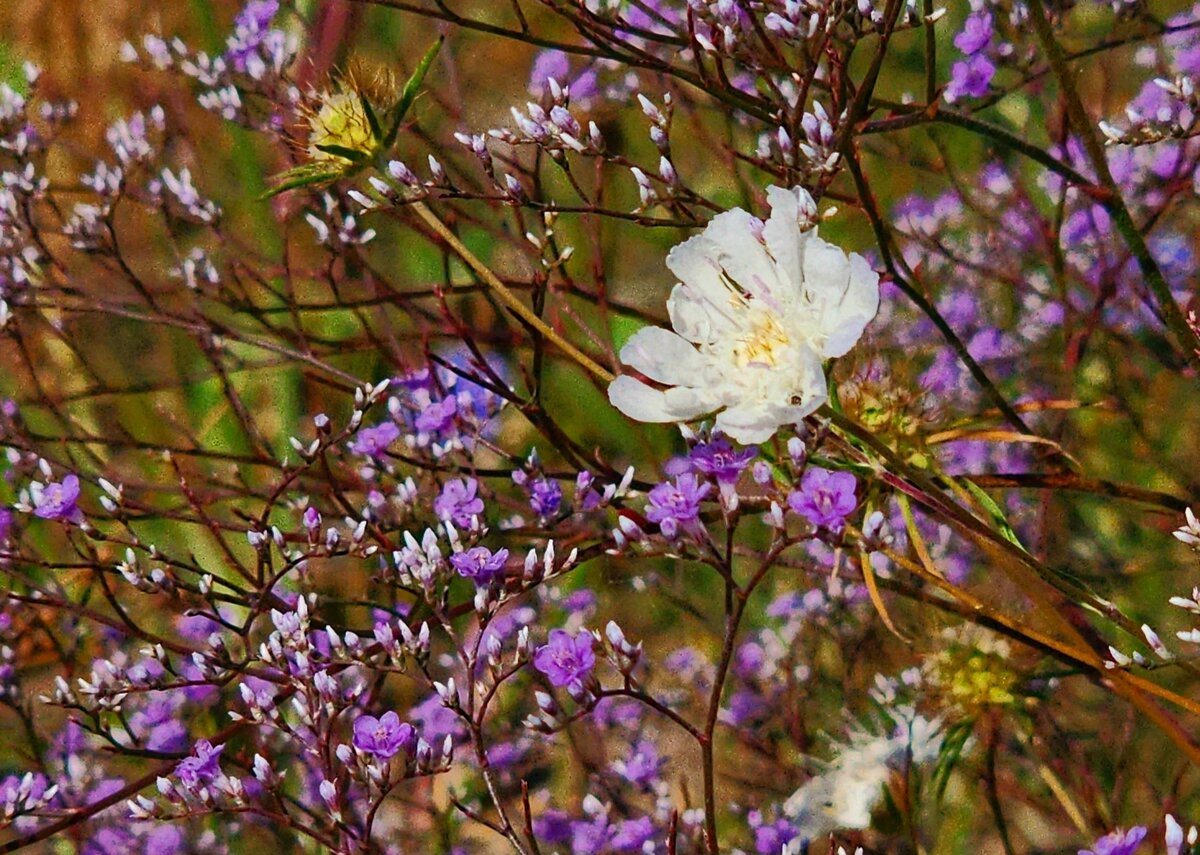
[667,282,725,344]
[714,402,793,445]
[802,233,852,300]
[607,376,675,422]
[701,208,781,306]
[802,234,880,357]
[618,326,706,385]
[763,184,815,294]
[608,376,715,424]
[661,385,718,419]
[822,251,880,357]
[665,233,734,324]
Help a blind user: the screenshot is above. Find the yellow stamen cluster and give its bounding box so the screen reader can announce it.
[734,314,791,367]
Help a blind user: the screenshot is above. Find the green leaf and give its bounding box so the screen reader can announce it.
[260,167,343,199]
[314,143,370,164]
[961,477,1027,552]
[359,91,384,143]
[827,369,843,414]
[384,36,444,148]
[931,721,974,802]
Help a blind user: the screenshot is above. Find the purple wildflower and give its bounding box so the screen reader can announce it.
[144,826,184,855]
[410,691,467,744]
[349,421,400,458]
[533,628,595,689]
[0,507,11,540]
[33,475,82,523]
[175,739,224,788]
[533,809,574,845]
[561,588,597,616]
[611,817,656,852]
[396,367,433,391]
[84,828,135,855]
[946,55,995,101]
[571,815,613,855]
[234,0,278,33]
[130,698,188,753]
[528,49,599,104]
[788,467,857,531]
[622,0,682,32]
[529,478,563,518]
[224,0,281,72]
[433,477,485,527]
[611,739,661,789]
[0,773,51,809]
[1063,204,1112,245]
[734,640,766,679]
[724,689,768,725]
[953,12,992,55]
[449,546,509,586]
[485,740,528,769]
[352,710,416,760]
[644,473,710,539]
[748,812,799,855]
[1167,6,1200,75]
[529,49,570,92]
[1079,827,1147,855]
[414,395,457,434]
[690,435,757,484]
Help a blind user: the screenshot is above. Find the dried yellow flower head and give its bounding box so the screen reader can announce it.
[306,90,377,165]
[265,38,442,197]
[837,362,933,468]
[922,625,1021,719]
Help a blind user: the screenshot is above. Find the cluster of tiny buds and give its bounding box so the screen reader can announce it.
[1169,584,1200,646]
[524,211,575,270]
[122,29,297,86]
[3,774,58,825]
[860,510,893,550]
[349,159,426,212]
[336,733,453,791]
[305,193,376,246]
[482,625,532,681]
[116,547,176,594]
[372,617,432,667]
[1166,816,1200,852]
[41,645,172,713]
[627,94,680,209]
[1175,507,1200,550]
[105,107,166,165]
[1105,623,1173,669]
[600,620,642,676]
[525,689,567,732]
[146,764,247,816]
[354,379,392,421]
[758,102,844,178]
[0,645,15,703]
[490,86,605,161]
[1100,76,1198,146]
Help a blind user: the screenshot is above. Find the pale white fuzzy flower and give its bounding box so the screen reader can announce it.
[608,185,879,444]
[781,713,942,849]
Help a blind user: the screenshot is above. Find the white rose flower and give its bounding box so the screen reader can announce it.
[607,185,880,444]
